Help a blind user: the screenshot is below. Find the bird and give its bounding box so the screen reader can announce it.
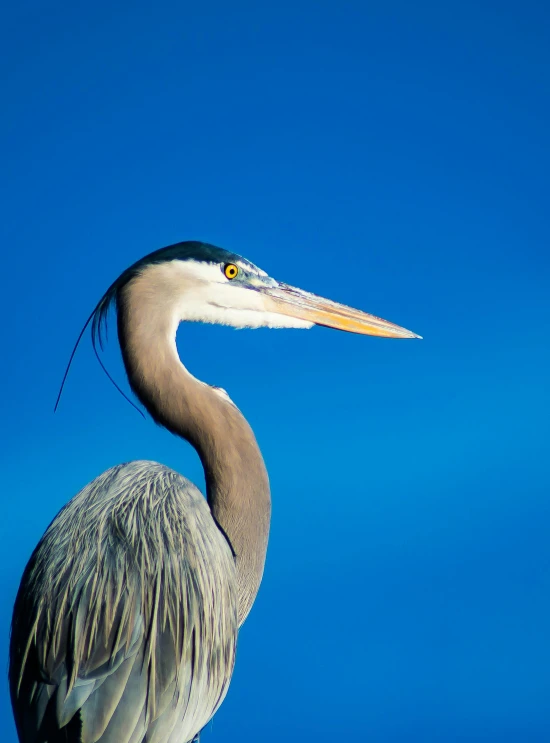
[9,241,420,743]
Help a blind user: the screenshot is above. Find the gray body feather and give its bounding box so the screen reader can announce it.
[10,461,237,743]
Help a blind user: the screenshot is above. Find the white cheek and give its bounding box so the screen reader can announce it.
[181,292,313,329]
[168,260,313,329]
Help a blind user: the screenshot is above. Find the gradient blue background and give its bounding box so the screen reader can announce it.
[1,1,549,740]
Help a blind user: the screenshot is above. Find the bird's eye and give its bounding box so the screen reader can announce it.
[224,263,239,280]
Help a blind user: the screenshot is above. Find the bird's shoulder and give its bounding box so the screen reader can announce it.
[49,459,231,557]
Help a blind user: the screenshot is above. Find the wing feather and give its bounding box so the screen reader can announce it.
[10,461,237,743]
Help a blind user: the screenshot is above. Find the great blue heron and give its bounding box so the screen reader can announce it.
[9,241,420,743]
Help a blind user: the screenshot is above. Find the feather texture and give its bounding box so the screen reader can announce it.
[10,461,237,743]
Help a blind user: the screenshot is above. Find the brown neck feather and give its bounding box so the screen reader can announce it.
[117,269,271,625]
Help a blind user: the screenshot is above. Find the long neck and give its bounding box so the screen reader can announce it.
[117,273,271,625]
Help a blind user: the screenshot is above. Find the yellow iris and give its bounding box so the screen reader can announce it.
[224,263,239,280]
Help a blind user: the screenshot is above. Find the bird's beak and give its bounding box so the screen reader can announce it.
[262,283,421,339]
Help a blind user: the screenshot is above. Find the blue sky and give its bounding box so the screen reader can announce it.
[1,1,549,741]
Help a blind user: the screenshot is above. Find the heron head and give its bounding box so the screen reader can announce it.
[97,241,420,339]
[146,241,420,338]
[54,241,420,413]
